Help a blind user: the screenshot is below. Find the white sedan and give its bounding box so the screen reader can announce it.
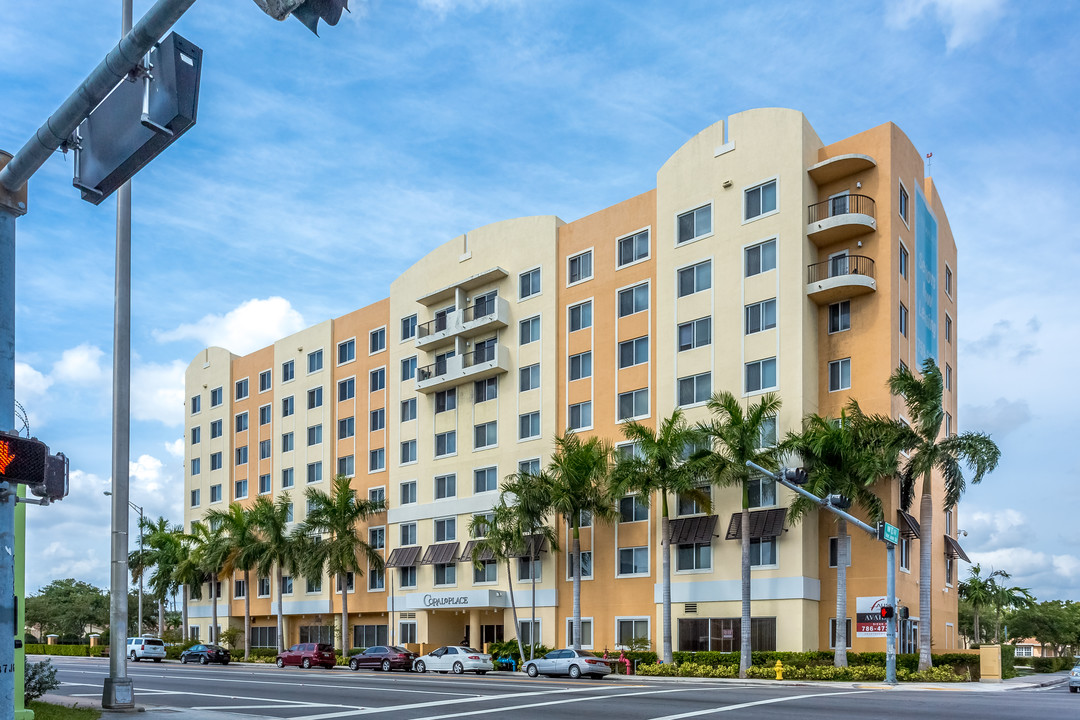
[413,646,493,675]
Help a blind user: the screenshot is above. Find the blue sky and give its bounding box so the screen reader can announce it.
[3,0,1078,604]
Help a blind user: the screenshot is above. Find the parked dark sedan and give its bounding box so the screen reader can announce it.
[348,645,418,672]
[180,644,231,665]
[276,642,336,669]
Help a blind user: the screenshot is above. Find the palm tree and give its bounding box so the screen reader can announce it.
[172,531,204,642]
[205,503,262,659]
[699,391,784,678]
[138,516,184,641]
[251,493,300,653]
[611,410,710,665]
[988,571,1034,643]
[543,432,617,652]
[958,564,998,644]
[301,475,385,656]
[187,520,229,644]
[788,405,904,667]
[888,358,1000,670]
[466,502,530,663]
[500,468,558,661]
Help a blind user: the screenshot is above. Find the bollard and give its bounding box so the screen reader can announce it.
[774,659,784,680]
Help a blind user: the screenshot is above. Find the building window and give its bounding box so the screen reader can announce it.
[307,424,322,446]
[618,283,649,317]
[750,537,777,567]
[210,387,223,407]
[519,267,541,299]
[945,265,953,296]
[829,301,850,334]
[369,448,385,472]
[745,357,778,393]
[745,239,777,277]
[828,536,852,568]
[618,547,649,576]
[400,482,417,506]
[190,457,202,476]
[677,485,710,516]
[519,458,541,476]
[338,378,355,402]
[370,408,385,432]
[401,314,417,340]
[307,349,323,374]
[569,401,592,430]
[210,484,222,503]
[191,395,201,415]
[307,461,323,484]
[829,358,851,392]
[899,183,909,223]
[945,412,952,437]
[745,299,777,335]
[567,549,593,579]
[434,563,456,587]
[434,516,456,542]
[190,487,201,508]
[759,416,778,448]
[259,439,271,460]
[208,419,221,439]
[899,302,908,337]
[945,363,952,391]
[945,314,952,343]
[367,527,385,552]
[281,468,294,489]
[676,543,711,571]
[618,336,649,368]
[520,316,540,344]
[519,364,540,391]
[280,576,293,594]
[370,328,386,354]
[619,496,648,523]
[899,243,909,279]
[210,452,222,470]
[567,618,593,649]
[676,262,710,301]
[899,538,911,571]
[399,438,417,464]
[568,250,593,284]
[338,339,356,365]
[474,422,497,449]
[473,560,497,584]
[569,351,592,381]
[618,389,650,420]
[745,179,777,220]
[678,318,711,351]
[235,378,249,401]
[618,229,649,266]
[334,454,353,477]
[306,577,322,594]
[282,360,294,383]
[258,404,271,426]
[829,618,853,649]
[335,573,355,593]
[259,474,271,495]
[518,556,541,582]
[370,368,385,392]
[256,577,271,598]
[677,204,712,244]
[435,388,456,413]
[475,377,498,402]
[401,356,417,382]
[235,479,248,499]
[569,301,592,332]
[747,474,776,508]
[307,386,323,409]
[281,395,294,418]
[190,426,201,446]
[519,411,540,440]
[474,467,497,493]
[400,397,417,421]
[335,417,353,440]
[235,412,249,433]
[435,431,457,457]
[677,373,711,407]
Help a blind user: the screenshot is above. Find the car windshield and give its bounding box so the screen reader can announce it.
[463,647,482,654]
[391,646,409,653]
[576,650,596,657]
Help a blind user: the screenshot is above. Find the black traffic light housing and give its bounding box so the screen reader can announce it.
[780,467,808,485]
[0,432,48,486]
[251,0,350,35]
[880,605,895,619]
[898,606,909,620]
[826,494,852,509]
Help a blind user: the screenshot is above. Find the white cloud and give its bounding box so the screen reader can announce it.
[886,0,1007,50]
[15,361,52,398]
[51,343,107,385]
[131,360,186,428]
[164,438,184,458]
[963,508,1028,550]
[130,454,165,493]
[153,297,306,356]
[960,398,1032,437]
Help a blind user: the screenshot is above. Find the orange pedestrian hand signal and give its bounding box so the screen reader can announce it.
[0,440,15,475]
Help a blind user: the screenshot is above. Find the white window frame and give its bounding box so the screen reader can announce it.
[337,337,357,366]
[400,439,417,466]
[677,373,710,408]
[616,546,649,577]
[519,266,542,301]
[744,238,777,277]
[566,549,593,581]
[828,536,852,568]
[474,466,498,494]
[675,203,713,245]
[749,537,778,569]
[614,617,650,650]
[828,300,850,334]
[435,430,457,458]
[745,299,777,335]
[676,259,712,298]
[618,336,649,369]
[743,177,778,223]
[568,351,592,381]
[678,317,711,351]
[616,227,650,269]
[566,617,594,650]
[568,300,592,333]
[518,411,540,441]
[617,281,650,318]
[567,248,594,286]
[898,179,910,228]
[401,314,418,341]
[568,401,592,431]
[945,263,954,298]
[519,363,540,392]
[434,473,456,500]
[369,326,387,355]
[674,541,712,573]
[307,349,324,375]
[829,358,852,392]
[745,357,778,395]
[899,239,910,279]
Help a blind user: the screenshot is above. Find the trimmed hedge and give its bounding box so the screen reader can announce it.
[24,644,104,658]
[1031,656,1073,673]
[664,651,979,680]
[639,660,965,682]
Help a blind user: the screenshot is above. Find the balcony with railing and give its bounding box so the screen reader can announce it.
[806,193,876,246]
[806,255,876,304]
[415,296,509,350]
[415,343,511,394]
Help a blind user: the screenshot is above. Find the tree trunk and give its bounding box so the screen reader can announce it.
[182,585,189,642]
[506,558,525,664]
[661,505,672,665]
[973,607,980,644]
[244,569,251,661]
[158,599,165,641]
[740,503,751,679]
[276,568,286,653]
[835,518,848,667]
[210,574,218,644]
[340,572,349,657]
[572,526,582,652]
[917,480,933,671]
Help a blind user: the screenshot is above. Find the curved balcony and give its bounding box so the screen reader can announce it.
[807,153,877,185]
[806,194,876,247]
[416,344,510,394]
[416,296,509,351]
[806,255,876,305]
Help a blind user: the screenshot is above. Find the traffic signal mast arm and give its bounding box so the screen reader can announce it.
[745,461,879,539]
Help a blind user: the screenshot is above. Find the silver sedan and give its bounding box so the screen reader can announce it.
[524,648,613,679]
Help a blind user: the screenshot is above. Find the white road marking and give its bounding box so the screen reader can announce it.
[646,690,872,719]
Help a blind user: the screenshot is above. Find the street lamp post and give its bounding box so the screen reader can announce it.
[105,491,144,634]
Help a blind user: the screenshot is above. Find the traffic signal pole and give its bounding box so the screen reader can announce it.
[1,200,18,720]
[746,461,898,685]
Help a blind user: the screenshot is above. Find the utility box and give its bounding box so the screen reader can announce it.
[72,32,202,204]
[979,644,1002,682]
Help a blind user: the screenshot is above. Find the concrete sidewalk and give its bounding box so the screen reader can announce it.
[39,692,253,719]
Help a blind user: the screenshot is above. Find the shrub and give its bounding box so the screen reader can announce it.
[636,662,677,677]
[25,659,60,703]
[897,666,965,682]
[486,640,551,669]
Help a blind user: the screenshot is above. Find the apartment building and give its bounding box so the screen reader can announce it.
[183,107,964,655]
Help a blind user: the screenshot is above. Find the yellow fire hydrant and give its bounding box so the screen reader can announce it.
[774,659,784,680]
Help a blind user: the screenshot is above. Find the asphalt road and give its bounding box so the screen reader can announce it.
[45,656,1076,720]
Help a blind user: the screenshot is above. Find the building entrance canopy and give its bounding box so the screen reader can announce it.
[405,589,510,610]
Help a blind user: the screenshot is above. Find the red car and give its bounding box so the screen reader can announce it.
[275,642,336,669]
[348,645,418,672]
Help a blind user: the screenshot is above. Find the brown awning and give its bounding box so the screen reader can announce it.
[458,540,494,563]
[385,545,422,568]
[514,534,549,559]
[897,510,920,539]
[943,535,970,562]
[669,515,719,544]
[421,542,460,565]
[725,508,786,540]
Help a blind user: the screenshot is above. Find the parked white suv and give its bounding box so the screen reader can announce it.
[127,636,166,662]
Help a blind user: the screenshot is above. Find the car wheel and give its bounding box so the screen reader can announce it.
[349,659,359,671]
[129,651,138,662]
[526,664,539,678]
[201,656,209,665]
[453,662,464,675]
[276,658,285,669]
[302,658,312,669]
[415,660,426,673]
[382,659,392,672]
[568,664,581,679]
[1071,686,1078,693]
[181,656,187,664]
[477,671,487,675]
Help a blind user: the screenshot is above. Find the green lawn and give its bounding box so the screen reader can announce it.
[27,701,101,720]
